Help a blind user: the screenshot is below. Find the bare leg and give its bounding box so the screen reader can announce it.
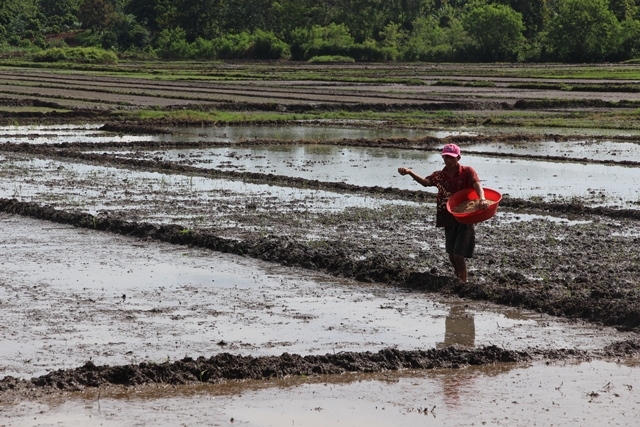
[448,253,468,282]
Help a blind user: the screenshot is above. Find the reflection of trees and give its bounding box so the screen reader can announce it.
[305,145,337,156]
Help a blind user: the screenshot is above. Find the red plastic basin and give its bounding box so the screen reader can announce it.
[446,187,502,224]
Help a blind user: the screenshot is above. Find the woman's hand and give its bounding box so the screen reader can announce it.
[398,167,411,175]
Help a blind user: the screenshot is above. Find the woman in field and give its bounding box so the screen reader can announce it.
[398,143,488,282]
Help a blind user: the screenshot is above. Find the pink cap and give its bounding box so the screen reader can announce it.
[441,143,461,157]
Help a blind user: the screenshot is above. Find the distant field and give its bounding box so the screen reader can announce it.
[0,62,639,131]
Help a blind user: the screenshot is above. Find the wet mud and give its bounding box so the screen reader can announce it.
[1,190,639,334]
[1,132,640,330]
[2,342,639,399]
[1,65,640,414]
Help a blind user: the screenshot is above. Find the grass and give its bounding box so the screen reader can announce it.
[308,55,355,63]
[118,110,296,122]
[0,107,71,113]
[433,79,496,87]
[112,106,640,131]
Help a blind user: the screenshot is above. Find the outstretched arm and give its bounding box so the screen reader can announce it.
[398,167,432,187]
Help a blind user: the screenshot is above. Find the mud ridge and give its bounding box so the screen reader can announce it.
[513,98,640,109]
[2,340,639,398]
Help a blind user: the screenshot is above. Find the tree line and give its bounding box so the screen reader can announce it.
[3,0,640,63]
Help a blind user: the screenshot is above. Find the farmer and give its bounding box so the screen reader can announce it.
[398,143,488,282]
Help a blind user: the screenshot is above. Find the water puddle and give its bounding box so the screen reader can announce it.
[0,215,633,379]
[497,211,593,225]
[3,123,640,206]
[4,360,639,426]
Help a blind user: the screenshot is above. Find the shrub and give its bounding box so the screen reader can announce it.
[213,32,252,59]
[118,46,157,60]
[73,30,102,47]
[308,55,355,63]
[290,23,355,61]
[345,40,388,61]
[191,37,216,60]
[248,30,289,60]
[32,46,118,63]
[155,27,191,60]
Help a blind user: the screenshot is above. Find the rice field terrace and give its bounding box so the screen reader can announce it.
[1,61,640,426]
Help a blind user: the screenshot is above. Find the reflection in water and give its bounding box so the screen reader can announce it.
[437,304,477,407]
[439,304,476,348]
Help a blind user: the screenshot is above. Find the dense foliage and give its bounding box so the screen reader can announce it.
[2,0,640,62]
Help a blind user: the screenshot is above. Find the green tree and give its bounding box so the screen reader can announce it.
[330,0,386,42]
[618,17,640,59]
[38,0,79,33]
[123,0,174,35]
[77,0,115,30]
[608,0,637,21]
[385,0,436,26]
[492,0,549,38]
[462,3,525,61]
[220,0,276,34]
[110,13,150,50]
[289,23,355,60]
[172,0,223,41]
[546,0,621,62]
[404,14,471,61]
[38,0,78,17]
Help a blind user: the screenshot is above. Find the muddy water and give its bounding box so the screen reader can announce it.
[470,139,640,161]
[5,123,640,205]
[119,144,640,206]
[2,124,640,425]
[0,155,411,226]
[0,124,152,145]
[0,124,458,145]
[5,360,639,426]
[2,215,631,380]
[171,124,469,142]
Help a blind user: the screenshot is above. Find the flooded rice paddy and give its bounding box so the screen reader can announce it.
[0,124,451,145]
[1,123,640,426]
[2,215,631,379]
[0,155,405,226]
[4,123,640,207]
[0,125,640,207]
[112,144,640,206]
[2,215,639,427]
